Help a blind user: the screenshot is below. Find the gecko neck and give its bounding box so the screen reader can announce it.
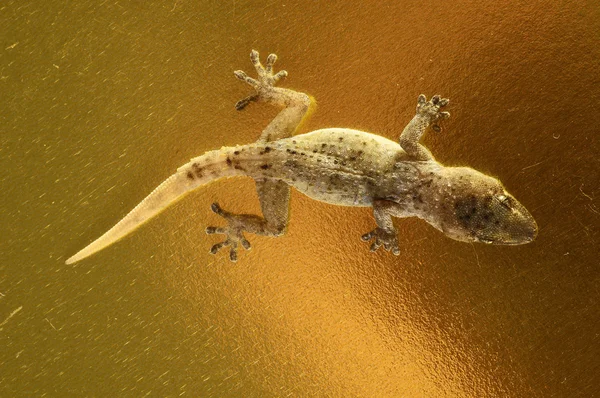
[404,163,456,231]
[411,164,492,236]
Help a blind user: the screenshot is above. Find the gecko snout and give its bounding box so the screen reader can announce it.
[501,198,538,244]
[474,193,538,245]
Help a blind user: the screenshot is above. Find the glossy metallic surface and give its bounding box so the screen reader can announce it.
[2,1,598,396]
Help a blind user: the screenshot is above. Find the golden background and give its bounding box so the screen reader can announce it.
[1,0,598,396]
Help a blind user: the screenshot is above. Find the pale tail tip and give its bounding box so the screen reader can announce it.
[65,254,80,265]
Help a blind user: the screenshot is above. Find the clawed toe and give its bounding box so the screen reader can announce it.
[272,70,288,83]
[370,240,382,252]
[210,202,227,216]
[235,94,259,111]
[431,95,450,107]
[265,53,277,73]
[209,241,228,254]
[205,226,225,234]
[209,240,239,262]
[234,70,259,88]
[250,49,261,68]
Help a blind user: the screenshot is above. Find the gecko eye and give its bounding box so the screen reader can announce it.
[497,194,511,209]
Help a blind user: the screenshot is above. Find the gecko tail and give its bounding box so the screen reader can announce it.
[65,150,238,264]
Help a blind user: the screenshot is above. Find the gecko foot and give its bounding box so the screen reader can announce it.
[206,203,252,262]
[361,228,400,255]
[416,94,450,132]
[234,50,288,110]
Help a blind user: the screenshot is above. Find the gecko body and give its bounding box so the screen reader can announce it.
[66,50,537,264]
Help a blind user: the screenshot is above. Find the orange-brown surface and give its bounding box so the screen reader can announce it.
[2,1,598,396]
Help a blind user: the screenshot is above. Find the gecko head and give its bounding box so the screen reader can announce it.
[436,168,538,245]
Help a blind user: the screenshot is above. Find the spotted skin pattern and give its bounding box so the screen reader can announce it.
[66,50,537,264]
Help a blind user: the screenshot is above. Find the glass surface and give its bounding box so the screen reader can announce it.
[2,0,598,396]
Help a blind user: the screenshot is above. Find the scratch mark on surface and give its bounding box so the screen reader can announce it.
[0,306,23,331]
[45,318,57,331]
[519,160,544,172]
[470,243,481,269]
[579,184,593,201]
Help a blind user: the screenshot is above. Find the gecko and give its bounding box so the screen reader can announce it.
[66,50,537,264]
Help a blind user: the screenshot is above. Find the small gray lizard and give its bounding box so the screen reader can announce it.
[66,50,537,264]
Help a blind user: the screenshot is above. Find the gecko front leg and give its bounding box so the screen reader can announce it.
[399,94,450,161]
[207,50,311,262]
[361,200,404,256]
